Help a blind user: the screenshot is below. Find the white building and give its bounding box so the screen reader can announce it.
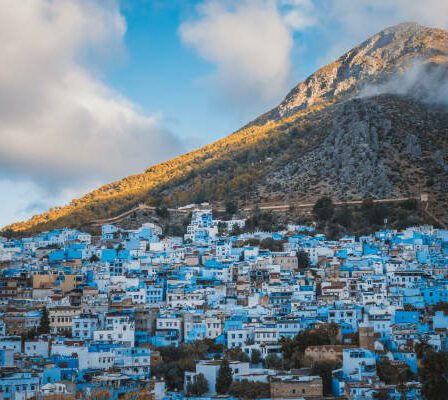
[185,360,250,395]
[93,313,135,346]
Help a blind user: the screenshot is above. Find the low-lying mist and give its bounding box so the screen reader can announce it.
[360,62,448,105]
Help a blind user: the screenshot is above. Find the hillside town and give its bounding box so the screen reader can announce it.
[0,206,447,400]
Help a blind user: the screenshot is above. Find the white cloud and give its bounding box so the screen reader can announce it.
[0,179,69,227]
[280,0,316,30]
[333,0,448,31]
[314,0,448,64]
[0,0,185,193]
[179,0,315,114]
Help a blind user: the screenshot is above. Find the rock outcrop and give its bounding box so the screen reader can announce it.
[259,22,448,122]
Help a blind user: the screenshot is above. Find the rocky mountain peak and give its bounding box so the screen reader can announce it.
[261,22,448,121]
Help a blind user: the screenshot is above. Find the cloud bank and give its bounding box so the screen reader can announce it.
[361,63,448,106]
[0,0,185,192]
[316,0,448,62]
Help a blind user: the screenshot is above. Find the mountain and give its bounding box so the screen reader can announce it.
[260,22,448,122]
[3,22,448,235]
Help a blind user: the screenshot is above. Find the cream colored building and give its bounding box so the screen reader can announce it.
[49,306,82,335]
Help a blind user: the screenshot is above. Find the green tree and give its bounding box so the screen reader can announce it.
[296,250,311,270]
[373,390,389,400]
[421,351,448,400]
[401,199,418,210]
[38,306,50,334]
[187,373,209,396]
[260,238,283,251]
[251,349,262,365]
[361,200,390,226]
[246,210,285,232]
[228,381,270,399]
[156,206,170,219]
[313,196,334,222]
[216,359,233,394]
[335,206,352,227]
[151,362,184,391]
[245,238,261,247]
[151,341,219,391]
[415,338,433,360]
[230,223,243,236]
[281,328,332,369]
[377,358,411,385]
[326,323,340,345]
[225,201,238,216]
[89,254,100,262]
[217,221,227,236]
[264,354,283,370]
[311,362,339,395]
[227,347,250,362]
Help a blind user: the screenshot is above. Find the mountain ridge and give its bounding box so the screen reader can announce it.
[259,22,448,122]
[3,22,448,235]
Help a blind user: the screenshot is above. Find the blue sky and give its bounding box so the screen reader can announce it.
[1,0,447,228]
[109,1,322,145]
[110,1,229,147]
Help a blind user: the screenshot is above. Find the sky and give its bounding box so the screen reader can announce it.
[1,0,448,227]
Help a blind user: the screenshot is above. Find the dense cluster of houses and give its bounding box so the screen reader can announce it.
[0,207,447,400]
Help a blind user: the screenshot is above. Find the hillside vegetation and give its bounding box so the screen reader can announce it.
[3,22,448,235]
[3,101,330,234]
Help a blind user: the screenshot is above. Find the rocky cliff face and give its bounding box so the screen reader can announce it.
[263,95,448,206]
[4,23,448,234]
[260,22,448,121]
[273,99,396,198]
